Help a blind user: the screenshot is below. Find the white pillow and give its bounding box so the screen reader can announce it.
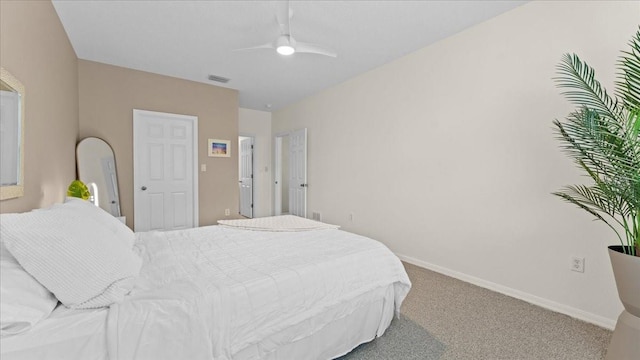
[1,207,58,336]
[1,203,142,309]
[0,247,58,337]
[63,197,135,249]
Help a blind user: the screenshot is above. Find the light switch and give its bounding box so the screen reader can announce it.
[201,164,207,172]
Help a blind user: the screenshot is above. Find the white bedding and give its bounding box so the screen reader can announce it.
[108,225,411,360]
[1,305,108,360]
[218,215,340,231]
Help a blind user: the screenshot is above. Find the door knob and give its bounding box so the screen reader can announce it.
[141,186,147,191]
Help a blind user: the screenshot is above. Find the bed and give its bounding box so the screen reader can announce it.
[0,200,411,360]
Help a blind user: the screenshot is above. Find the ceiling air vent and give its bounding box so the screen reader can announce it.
[208,74,230,83]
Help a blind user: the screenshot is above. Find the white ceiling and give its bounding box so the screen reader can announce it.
[52,0,526,111]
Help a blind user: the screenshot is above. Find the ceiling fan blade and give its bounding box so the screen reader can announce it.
[295,42,337,58]
[233,42,275,52]
[236,1,337,59]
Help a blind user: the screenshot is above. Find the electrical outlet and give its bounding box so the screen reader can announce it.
[349,213,354,222]
[225,208,230,216]
[312,212,322,221]
[571,256,585,273]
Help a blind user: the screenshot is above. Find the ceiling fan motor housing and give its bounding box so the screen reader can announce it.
[276,35,296,55]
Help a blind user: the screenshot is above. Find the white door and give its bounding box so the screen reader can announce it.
[288,128,307,217]
[274,136,283,216]
[239,137,253,218]
[133,109,198,231]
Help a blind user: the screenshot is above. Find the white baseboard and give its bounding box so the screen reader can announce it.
[396,253,617,330]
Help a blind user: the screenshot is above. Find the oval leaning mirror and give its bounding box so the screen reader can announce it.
[76,137,122,217]
[0,67,25,200]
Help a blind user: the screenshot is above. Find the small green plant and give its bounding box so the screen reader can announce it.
[67,180,90,200]
[553,28,640,256]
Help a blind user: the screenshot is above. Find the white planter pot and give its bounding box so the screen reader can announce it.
[605,246,640,360]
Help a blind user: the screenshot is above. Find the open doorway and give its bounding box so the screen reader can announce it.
[274,129,307,217]
[239,135,254,218]
[274,134,290,215]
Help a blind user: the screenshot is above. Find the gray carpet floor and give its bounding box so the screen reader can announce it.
[340,262,611,360]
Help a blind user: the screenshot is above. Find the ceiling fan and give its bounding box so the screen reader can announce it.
[235,0,337,58]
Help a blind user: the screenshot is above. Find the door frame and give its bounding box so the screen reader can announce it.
[239,134,255,218]
[133,109,199,230]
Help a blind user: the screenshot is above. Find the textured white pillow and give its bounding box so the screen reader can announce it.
[0,240,58,337]
[1,204,142,309]
[63,197,135,249]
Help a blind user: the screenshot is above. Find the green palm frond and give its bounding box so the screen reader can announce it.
[554,110,627,175]
[616,30,640,110]
[553,27,640,256]
[555,53,622,122]
[552,190,624,245]
[555,110,639,203]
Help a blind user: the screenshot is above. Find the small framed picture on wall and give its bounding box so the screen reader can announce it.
[208,139,231,157]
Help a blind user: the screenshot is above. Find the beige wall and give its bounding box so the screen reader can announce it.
[0,0,79,214]
[273,1,639,327]
[78,60,239,227]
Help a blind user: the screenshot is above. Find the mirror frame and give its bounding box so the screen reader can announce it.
[0,67,26,200]
[76,137,122,217]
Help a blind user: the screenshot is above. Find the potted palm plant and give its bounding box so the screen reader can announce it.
[553,28,639,360]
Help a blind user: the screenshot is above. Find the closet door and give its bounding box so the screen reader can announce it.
[133,109,198,231]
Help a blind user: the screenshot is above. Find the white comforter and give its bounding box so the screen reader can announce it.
[107,226,411,360]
